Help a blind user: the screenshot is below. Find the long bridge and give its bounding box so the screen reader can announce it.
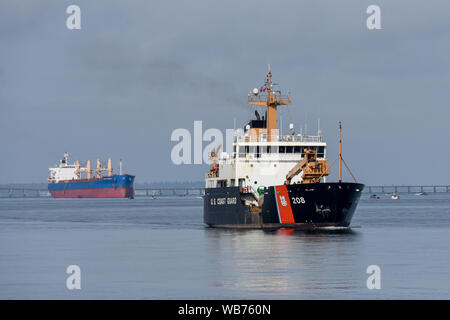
[1,185,450,198]
[0,187,205,198]
[364,185,450,194]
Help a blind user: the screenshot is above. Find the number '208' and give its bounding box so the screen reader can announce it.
[292,197,305,204]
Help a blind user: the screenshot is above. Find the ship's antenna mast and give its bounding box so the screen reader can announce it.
[337,122,357,183]
[305,112,307,135]
[314,122,358,183]
[248,65,292,141]
[339,122,342,182]
[280,115,282,136]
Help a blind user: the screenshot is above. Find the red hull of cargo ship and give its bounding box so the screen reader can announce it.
[50,187,134,199]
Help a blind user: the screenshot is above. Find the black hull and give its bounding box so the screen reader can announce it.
[204,182,364,229]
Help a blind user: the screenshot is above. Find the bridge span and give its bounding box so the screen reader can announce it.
[1,185,449,198]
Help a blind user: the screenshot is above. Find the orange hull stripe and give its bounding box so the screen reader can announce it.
[275,185,295,224]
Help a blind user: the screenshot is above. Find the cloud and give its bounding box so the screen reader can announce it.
[1,0,450,184]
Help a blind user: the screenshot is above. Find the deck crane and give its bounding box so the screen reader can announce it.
[285,149,329,184]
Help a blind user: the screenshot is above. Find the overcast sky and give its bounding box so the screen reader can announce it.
[1,0,449,185]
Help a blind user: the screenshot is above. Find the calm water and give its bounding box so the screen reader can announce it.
[1,194,450,299]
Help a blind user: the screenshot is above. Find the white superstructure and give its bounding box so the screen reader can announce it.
[206,129,326,192]
[48,153,117,183]
[48,153,79,183]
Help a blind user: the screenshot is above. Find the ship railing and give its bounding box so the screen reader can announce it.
[232,152,325,159]
[234,134,323,143]
[279,134,323,142]
[248,93,291,104]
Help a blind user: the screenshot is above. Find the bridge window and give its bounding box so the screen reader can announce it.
[317,146,325,157]
[279,146,286,153]
[218,180,227,187]
[286,146,293,153]
[239,146,245,157]
[264,146,277,153]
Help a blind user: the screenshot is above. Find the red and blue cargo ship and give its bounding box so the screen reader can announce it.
[48,153,135,199]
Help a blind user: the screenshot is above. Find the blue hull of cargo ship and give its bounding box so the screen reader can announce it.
[48,174,135,198]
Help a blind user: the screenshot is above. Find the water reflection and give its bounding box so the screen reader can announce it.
[204,228,363,298]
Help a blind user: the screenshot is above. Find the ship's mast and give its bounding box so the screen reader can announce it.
[339,122,342,183]
[248,65,292,141]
